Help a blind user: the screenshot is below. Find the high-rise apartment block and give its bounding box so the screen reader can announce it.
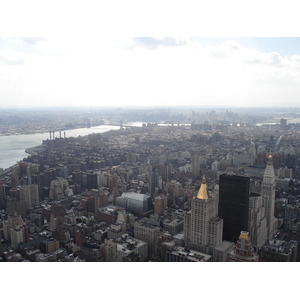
[154,194,168,216]
[19,184,39,211]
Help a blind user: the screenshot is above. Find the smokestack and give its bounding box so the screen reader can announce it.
[59,131,61,138]
[49,131,51,140]
[64,132,66,138]
[53,131,55,139]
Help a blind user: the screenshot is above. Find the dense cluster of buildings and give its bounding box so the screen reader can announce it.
[1,113,300,262]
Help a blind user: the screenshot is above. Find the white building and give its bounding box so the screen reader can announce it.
[116,192,150,214]
[248,193,268,251]
[184,176,223,255]
[261,155,278,240]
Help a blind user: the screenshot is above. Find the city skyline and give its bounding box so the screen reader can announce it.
[1,1,299,298]
[1,37,300,109]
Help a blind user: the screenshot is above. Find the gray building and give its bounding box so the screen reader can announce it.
[116,192,151,214]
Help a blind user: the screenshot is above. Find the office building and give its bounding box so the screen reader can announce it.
[219,174,250,243]
[184,176,223,254]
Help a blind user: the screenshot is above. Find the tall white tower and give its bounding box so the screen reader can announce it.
[249,139,257,158]
[261,155,278,240]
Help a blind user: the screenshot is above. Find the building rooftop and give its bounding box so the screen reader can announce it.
[119,192,149,202]
[214,240,235,251]
[263,238,298,255]
[168,246,212,262]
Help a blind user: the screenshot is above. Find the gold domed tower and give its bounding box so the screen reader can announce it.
[196,176,210,200]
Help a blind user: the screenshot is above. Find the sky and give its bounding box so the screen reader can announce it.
[1,37,300,109]
[0,0,300,109]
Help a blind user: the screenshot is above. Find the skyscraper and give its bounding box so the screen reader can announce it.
[184,176,222,254]
[19,184,39,211]
[261,155,278,240]
[192,154,200,178]
[219,174,250,243]
[149,170,160,197]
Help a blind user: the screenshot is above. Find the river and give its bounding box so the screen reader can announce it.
[0,125,121,170]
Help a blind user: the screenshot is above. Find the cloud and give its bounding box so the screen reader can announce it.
[1,37,300,108]
[133,37,188,49]
[204,40,285,68]
[0,49,26,65]
[13,37,46,45]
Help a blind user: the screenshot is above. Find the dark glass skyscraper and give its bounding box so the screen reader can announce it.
[218,174,250,243]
